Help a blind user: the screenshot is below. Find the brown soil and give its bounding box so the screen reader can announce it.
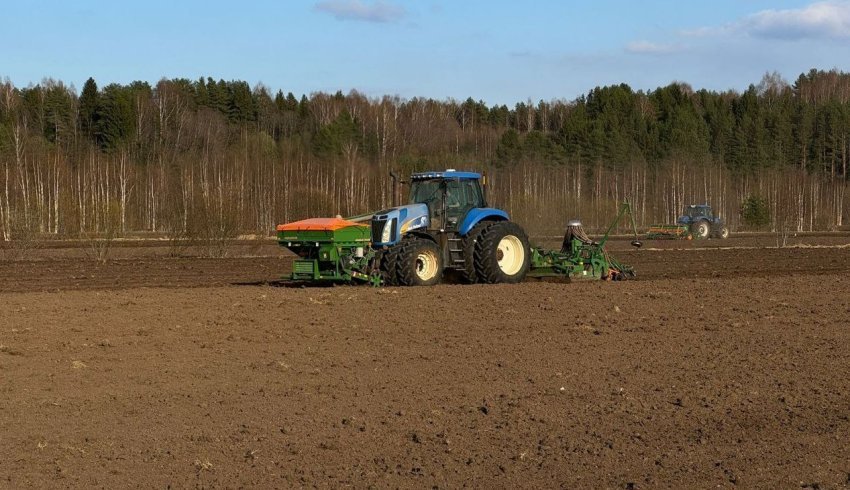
[1,240,849,487]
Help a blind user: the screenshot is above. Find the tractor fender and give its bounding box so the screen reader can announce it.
[459,208,509,236]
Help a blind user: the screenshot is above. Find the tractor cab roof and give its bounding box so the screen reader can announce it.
[410,169,481,181]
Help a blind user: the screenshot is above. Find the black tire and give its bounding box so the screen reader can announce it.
[691,220,710,239]
[718,225,729,239]
[474,221,531,284]
[397,238,443,286]
[378,246,400,286]
[460,222,494,284]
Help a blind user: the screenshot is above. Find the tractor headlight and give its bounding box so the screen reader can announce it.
[381,221,392,243]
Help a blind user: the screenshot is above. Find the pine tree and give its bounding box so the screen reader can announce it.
[79,77,99,139]
[95,84,134,150]
[194,77,209,107]
[312,110,359,156]
[228,81,256,123]
[43,81,74,144]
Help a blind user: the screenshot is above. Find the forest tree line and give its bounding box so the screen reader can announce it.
[0,69,848,242]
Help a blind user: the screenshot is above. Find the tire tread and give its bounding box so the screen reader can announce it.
[473,221,530,284]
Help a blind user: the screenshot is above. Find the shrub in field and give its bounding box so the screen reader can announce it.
[161,195,239,258]
[741,195,771,230]
[82,201,122,263]
[193,206,239,258]
[162,207,193,258]
[1,212,41,260]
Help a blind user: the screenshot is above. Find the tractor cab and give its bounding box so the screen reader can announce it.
[408,170,486,232]
[681,204,713,221]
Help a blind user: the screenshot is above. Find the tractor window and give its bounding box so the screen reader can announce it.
[463,180,485,208]
[410,178,485,228]
[410,179,484,209]
[686,207,709,218]
[445,179,485,226]
[409,180,441,206]
[445,180,482,210]
[444,181,463,209]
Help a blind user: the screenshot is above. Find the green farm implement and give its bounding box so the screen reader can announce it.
[646,224,692,240]
[276,217,380,286]
[527,202,641,281]
[276,169,640,286]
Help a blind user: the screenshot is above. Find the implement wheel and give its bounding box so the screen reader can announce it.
[397,238,443,286]
[474,221,530,284]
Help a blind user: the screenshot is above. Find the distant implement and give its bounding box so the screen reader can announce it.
[647,204,729,240]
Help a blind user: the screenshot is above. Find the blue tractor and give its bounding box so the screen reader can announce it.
[370,169,530,286]
[677,204,729,239]
[276,169,639,286]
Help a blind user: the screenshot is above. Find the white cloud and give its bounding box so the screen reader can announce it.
[685,1,850,40]
[742,1,850,39]
[625,40,682,54]
[680,26,721,38]
[314,0,406,23]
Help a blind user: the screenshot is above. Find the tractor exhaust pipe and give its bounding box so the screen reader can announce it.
[482,169,488,205]
[389,170,400,207]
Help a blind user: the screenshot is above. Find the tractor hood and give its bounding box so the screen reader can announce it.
[371,203,429,246]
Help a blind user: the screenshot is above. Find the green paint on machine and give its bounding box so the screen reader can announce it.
[276,218,377,284]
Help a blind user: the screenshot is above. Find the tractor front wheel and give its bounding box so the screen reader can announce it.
[378,246,400,286]
[691,220,710,239]
[718,225,729,239]
[474,221,530,284]
[397,238,443,286]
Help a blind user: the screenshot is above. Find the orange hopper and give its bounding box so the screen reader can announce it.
[276,217,366,232]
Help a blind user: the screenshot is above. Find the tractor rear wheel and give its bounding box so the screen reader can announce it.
[397,238,443,286]
[691,220,710,239]
[461,222,493,284]
[474,221,530,284]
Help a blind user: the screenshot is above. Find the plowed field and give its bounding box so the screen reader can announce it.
[1,236,849,487]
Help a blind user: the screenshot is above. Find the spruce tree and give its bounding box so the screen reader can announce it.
[79,77,99,139]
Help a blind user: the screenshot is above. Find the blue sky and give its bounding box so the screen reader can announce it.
[3,0,850,104]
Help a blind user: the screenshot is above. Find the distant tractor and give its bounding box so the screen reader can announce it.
[678,204,729,239]
[647,204,729,240]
